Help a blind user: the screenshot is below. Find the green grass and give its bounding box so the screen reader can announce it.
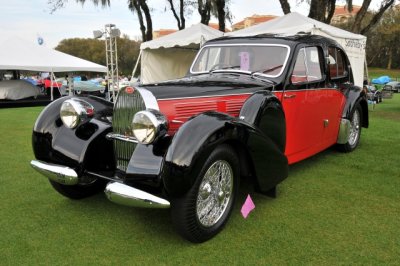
[1,96,399,265]
[368,67,400,80]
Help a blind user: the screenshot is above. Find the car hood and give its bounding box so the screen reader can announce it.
[139,74,273,100]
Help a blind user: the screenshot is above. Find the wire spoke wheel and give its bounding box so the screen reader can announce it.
[348,108,360,147]
[196,160,233,227]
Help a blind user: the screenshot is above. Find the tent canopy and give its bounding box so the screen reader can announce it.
[140,23,223,84]
[0,34,107,73]
[228,12,367,87]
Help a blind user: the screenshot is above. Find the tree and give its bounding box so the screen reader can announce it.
[167,0,186,30]
[277,0,396,34]
[55,36,141,75]
[198,0,212,25]
[48,0,153,41]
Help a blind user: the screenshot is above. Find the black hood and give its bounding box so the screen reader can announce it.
[139,74,273,100]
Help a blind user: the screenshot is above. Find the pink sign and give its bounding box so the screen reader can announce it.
[239,52,250,71]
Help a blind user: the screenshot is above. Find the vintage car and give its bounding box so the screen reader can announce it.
[365,85,382,103]
[30,35,368,243]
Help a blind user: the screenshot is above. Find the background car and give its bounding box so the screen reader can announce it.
[366,85,382,103]
[383,81,400,93]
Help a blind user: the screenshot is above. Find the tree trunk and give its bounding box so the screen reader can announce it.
[278,0,291,14]
[360,0,395,35]
[309,0,326,22]
[215,0,225,32]
[387,47,392,70]
[139,0,153,41]
[180,0,185,29]
[168,0,185,30]
[132,0,146,42]
[351,0,372,33]
[198,0,211,25]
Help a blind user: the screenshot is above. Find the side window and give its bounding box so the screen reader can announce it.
[291,47,322,84]
[329,47,348,79]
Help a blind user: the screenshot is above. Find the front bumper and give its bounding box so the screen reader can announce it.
[30,160,170,209]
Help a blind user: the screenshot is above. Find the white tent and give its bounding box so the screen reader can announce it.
[228,12,367,87]
[140,23,223,84]
[0,35,107,72]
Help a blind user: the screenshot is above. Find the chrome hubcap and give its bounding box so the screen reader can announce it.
[196,160,233,227]
[348,109,360,146]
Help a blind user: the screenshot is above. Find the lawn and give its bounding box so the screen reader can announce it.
[368,67,400,80]
[1,95,399,265]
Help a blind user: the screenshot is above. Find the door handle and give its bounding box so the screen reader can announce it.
[284,94,296,99]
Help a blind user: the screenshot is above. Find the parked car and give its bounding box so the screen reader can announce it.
[365,85,382,103]
[30,35,369,243]
[383,81,400,93]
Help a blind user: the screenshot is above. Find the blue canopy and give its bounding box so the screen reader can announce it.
[371,76,391,85]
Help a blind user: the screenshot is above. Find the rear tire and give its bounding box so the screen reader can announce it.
[171,144,239,243]
[337,103,362,153]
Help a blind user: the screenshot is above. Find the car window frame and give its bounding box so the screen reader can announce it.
[289,45,325,86]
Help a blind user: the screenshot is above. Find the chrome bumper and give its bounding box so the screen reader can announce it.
[30,160,170,209]
[105,182,170,209]
[30,160,79,185]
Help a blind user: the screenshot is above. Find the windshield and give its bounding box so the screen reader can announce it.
[190,44,290,77]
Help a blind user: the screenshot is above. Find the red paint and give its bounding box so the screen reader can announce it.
[157,94,252,134]
[157,88,346,166]
[276,89,346,164]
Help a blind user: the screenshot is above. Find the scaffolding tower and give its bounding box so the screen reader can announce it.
[94,24,120,102]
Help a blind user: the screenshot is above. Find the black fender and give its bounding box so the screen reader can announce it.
[340,84,369,128]
[162,106,288,197]
[32,96,114,173]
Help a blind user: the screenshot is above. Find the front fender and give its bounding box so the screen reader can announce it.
[162,111,288,197]
[32,96,114,173]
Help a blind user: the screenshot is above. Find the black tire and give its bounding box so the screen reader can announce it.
[171,144,239,243]
[49,178,106,200]
[337,103,363,153]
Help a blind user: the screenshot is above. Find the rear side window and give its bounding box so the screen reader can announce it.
[329,47,347,79]
[291,47,323,84]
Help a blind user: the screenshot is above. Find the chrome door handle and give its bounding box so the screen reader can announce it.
[284,94,296,99]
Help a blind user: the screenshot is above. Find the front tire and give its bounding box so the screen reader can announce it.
[171,144,239,243]
[337,103,362,153]
[49,178,105,200]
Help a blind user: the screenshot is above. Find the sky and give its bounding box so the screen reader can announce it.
[0,0,383,48]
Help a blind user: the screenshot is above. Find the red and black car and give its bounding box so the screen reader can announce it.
[31,35,368,243]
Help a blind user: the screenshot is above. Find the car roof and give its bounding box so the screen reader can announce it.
[204,34,341,49]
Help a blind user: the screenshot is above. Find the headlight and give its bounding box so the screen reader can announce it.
[60,98,94,129]
[132,110,168,144]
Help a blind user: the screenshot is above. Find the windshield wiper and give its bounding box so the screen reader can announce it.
[209,65,240,73]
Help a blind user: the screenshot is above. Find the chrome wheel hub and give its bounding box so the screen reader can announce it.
[196,160,233,227]
[348,109,360,146]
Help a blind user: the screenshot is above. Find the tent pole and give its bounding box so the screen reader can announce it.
[131,50,142,81]
[50,71,54,101]
[68,72,73,96]
[364,54,369,84]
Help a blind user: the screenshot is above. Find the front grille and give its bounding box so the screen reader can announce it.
[112,89,146,172]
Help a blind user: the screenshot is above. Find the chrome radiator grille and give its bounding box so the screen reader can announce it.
[112,89,146,172]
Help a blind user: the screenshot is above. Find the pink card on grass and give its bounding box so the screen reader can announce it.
[241,194,255,218]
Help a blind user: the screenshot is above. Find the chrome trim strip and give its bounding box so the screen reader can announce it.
[105,182,170,209]
[106,133,138,143]
[30,160,78,185]
[337,118,351,144]
[136,88,159,111]
[157,92,253,101]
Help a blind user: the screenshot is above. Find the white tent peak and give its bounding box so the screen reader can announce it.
[228,12,367,87]
[141,23,224,50]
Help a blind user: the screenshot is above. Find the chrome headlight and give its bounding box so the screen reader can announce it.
[132,110,168,144]
[60,98,94,129]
